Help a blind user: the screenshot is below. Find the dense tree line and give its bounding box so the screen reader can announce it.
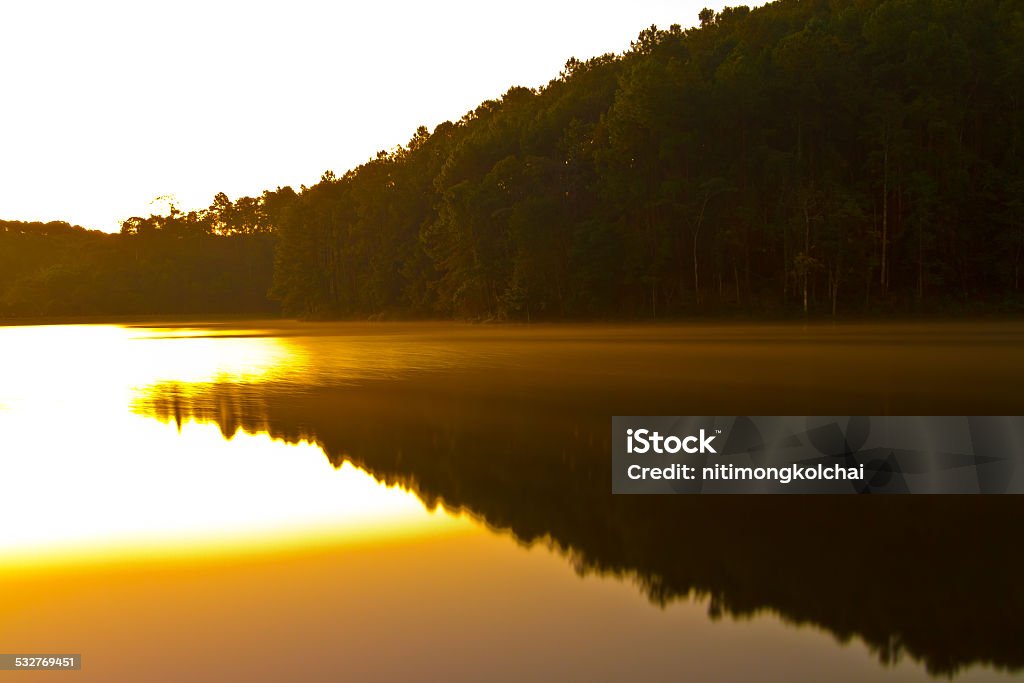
[3,0,1022,319]
[0,199,281,315]
[269,0,1024,319]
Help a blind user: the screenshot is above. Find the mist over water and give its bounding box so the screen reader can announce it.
[1,321,1022,682]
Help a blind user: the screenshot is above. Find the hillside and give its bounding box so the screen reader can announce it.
[3,0,1022,319]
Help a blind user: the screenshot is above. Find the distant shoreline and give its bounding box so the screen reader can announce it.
[3,311,1023,329]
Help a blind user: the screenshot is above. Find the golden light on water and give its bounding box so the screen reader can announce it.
[0,324,295,411]
[1,322,1020,682]
[0,324,471,570]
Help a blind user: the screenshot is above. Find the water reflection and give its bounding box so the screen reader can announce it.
[0,324,469,565]
[132,322,1024,679]
[2,322,1023,681]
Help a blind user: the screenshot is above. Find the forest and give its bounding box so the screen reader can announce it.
[2,0,1022,319]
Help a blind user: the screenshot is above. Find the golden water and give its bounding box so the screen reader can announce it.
[1,321,1021,681]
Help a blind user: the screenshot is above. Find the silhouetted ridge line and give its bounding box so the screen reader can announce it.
[4,0,1023,319]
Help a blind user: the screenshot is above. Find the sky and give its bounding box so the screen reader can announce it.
[1,1,743,233]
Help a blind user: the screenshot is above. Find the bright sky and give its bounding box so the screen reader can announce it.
[1,1,742,233]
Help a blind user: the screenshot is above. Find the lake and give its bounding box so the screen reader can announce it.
[0,321,1022,681]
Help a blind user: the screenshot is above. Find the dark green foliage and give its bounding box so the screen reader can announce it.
[269,0,1024,319]
[0,197,282,316]
[4,0,1022,319]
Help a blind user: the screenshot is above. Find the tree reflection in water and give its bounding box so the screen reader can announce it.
[138,369,1024,678]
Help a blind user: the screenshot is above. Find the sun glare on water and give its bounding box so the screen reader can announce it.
[0,324,469,570]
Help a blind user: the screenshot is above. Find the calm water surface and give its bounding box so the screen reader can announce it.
[0,321,1022,682]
